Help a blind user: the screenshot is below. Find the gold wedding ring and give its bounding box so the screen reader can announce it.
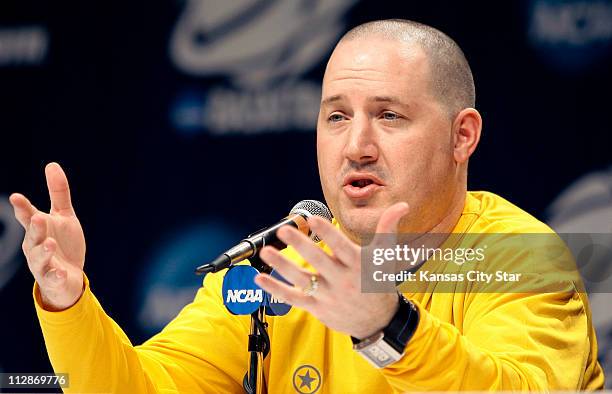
[303,274,319,297]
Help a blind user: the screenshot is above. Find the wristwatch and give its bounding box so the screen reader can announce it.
[352,293,419,368]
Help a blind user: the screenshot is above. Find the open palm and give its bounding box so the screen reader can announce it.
[10,163,86,310]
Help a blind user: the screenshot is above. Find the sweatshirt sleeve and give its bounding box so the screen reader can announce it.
[34,272,250,394]
[381,289,592,391]
[378,229,605,392]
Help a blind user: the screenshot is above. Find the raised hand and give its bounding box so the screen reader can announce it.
[255,202,409,339]
[10,163,86,311]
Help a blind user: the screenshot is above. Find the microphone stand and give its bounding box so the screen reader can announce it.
[243,255,271,394]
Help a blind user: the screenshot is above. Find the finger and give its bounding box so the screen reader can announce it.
[42,255,68,286]
[34,239,68,285]
[259,246,316,289]
[307,216,359,267]
[9,193,38,229]
[27,213,49,250]
[45,162,75,216]
[371,202,410,247]
[276,225,345,275]
[255,273,315,309]
[27,237,56,275]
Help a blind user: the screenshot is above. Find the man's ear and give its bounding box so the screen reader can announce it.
[452,108,482,164]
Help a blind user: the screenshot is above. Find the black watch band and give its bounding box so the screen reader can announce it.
[382,293,419,353]
[351,293,420,352]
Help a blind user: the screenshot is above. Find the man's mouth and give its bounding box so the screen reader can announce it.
[350,179,374,188]
[342,173,384,200]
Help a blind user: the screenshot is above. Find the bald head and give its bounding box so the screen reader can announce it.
[337,19,475,118]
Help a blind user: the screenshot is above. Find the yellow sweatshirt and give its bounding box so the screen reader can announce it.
[34,191,604,393]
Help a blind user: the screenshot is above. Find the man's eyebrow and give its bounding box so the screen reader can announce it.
[320,95,344,107]
[369,95,403,104]
[320,94,409,107]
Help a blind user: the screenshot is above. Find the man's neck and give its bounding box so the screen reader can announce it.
[423,189,466,235]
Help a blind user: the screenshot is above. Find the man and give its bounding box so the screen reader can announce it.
[10,19,604,392]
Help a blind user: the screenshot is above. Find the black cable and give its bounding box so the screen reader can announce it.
[242,310,271,393]
[253,312,271,358]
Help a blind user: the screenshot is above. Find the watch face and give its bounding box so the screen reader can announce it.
[356,339,403,369]
[364,345,392,365]
[353,294,418,368]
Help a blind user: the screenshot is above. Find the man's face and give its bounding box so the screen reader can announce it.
[317,37,459,241]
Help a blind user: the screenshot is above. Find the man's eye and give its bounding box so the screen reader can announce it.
[328,113,345,122]
[382,112,399,121]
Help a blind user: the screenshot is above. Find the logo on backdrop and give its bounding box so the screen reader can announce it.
[0,26,48,67]
[528,0,612,72]
[137,221,242,334]
[0,195,24,291]
[137,220,293,333]
[168,0,357,135]
[546,165,612,389]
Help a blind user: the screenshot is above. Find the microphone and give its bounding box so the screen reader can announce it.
[195,200,332,275]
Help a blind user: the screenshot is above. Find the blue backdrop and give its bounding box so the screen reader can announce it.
[1,0,611,387]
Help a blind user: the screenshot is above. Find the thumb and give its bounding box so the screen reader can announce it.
[370,202,409,249]
[375,202,410,235]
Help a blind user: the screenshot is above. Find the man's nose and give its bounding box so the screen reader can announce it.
[343,115,379,164]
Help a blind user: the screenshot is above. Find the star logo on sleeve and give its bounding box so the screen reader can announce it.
[292,364,322,393]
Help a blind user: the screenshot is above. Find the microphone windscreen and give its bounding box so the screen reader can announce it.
[289,200,332,242]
